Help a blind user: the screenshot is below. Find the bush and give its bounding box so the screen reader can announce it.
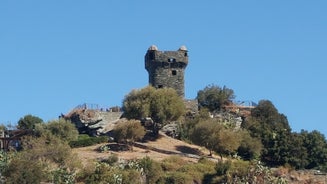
[69,136,108,148]
[161,156,187,171]
[4,135,81,183]
[177,161,216,183]
[85,163,119,184]
[102,154,119,166]
[227,160,250,182]
[139,156,163,184]
[121,169,142,184]
[44,119,79,142]
[4,158,45,184]
[112,119,145,151]
[215,160,231,176]
[164,172,193,184]
[86,162,143,184]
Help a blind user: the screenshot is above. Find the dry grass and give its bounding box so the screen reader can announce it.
[73,133,217,166]
[72,134,327,183]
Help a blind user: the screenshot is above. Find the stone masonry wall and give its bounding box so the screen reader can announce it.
[145,47,188,97]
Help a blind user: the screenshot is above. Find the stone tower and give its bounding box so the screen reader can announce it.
[145,45,188,97]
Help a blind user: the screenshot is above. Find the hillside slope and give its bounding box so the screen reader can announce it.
[73,132,216,165]
[73,133,327,184]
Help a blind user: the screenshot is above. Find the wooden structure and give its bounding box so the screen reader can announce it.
[0,129,33,151]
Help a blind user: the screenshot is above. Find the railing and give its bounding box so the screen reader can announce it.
[74,103,121,112]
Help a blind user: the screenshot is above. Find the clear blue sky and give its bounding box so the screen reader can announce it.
[1,1,326,136]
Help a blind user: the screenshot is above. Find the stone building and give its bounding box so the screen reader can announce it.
[145,45,188,97]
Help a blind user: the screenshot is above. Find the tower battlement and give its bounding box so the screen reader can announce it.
[145,45,188,97]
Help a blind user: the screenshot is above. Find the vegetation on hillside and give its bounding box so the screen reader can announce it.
[0,84,327,183]
[243,100,327,170]
[2,119,81,183]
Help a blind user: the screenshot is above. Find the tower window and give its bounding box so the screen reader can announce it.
[158,85,163,88]
[184,52,188,57]
[172,70,177,75]
[168,58,176,62]
[149,52,155,60]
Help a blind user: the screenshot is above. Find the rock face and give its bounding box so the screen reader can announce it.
[64,108,123,136]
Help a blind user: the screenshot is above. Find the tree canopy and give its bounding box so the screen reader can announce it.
[113,119,146,150]
[17,114,43,130]
[190,119,242,158]
[300,130,327,169]
[36,118,79,143]
[243,100,293,166]
[243,100,327,169]
[197,84,235,112]
[122,86,185,126]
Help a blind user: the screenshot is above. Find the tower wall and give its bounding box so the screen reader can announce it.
[145,45,188,97]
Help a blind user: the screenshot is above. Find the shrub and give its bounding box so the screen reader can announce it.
[215,160,231,176]
[177,161,216,183]
[4,158,45,184]
[112,119,145,151]
[139,156,163,184]
[85,163,119,184]
[227,160,250,182]
[161,156,187,171]
[4,135,81,184]
[164,172,193,184]
[69,136,108,148]
[86,162,143,184]
[103,154,119,166]
[121,169,142,184]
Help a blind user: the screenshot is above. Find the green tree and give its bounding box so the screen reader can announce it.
[190,119,241,158]
[243,100,297,167]
[17,114,43,130]
[122,86,185,133]
[113,119,146,151]
[300,130,327,169]
[150,87,185,124]
[43,118,79,143]
[123,86,154,120]
[285,132,309,169]
[197,84,235,112]
[180,108,210,141]
[190,119,221,156]
[237,130,263,160]
[214,128,242,159]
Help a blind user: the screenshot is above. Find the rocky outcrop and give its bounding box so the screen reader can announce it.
[64,108,123,136]
[212,111,243,130]
[161,123,179,138]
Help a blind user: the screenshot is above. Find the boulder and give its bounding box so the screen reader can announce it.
[64,108,123,136]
